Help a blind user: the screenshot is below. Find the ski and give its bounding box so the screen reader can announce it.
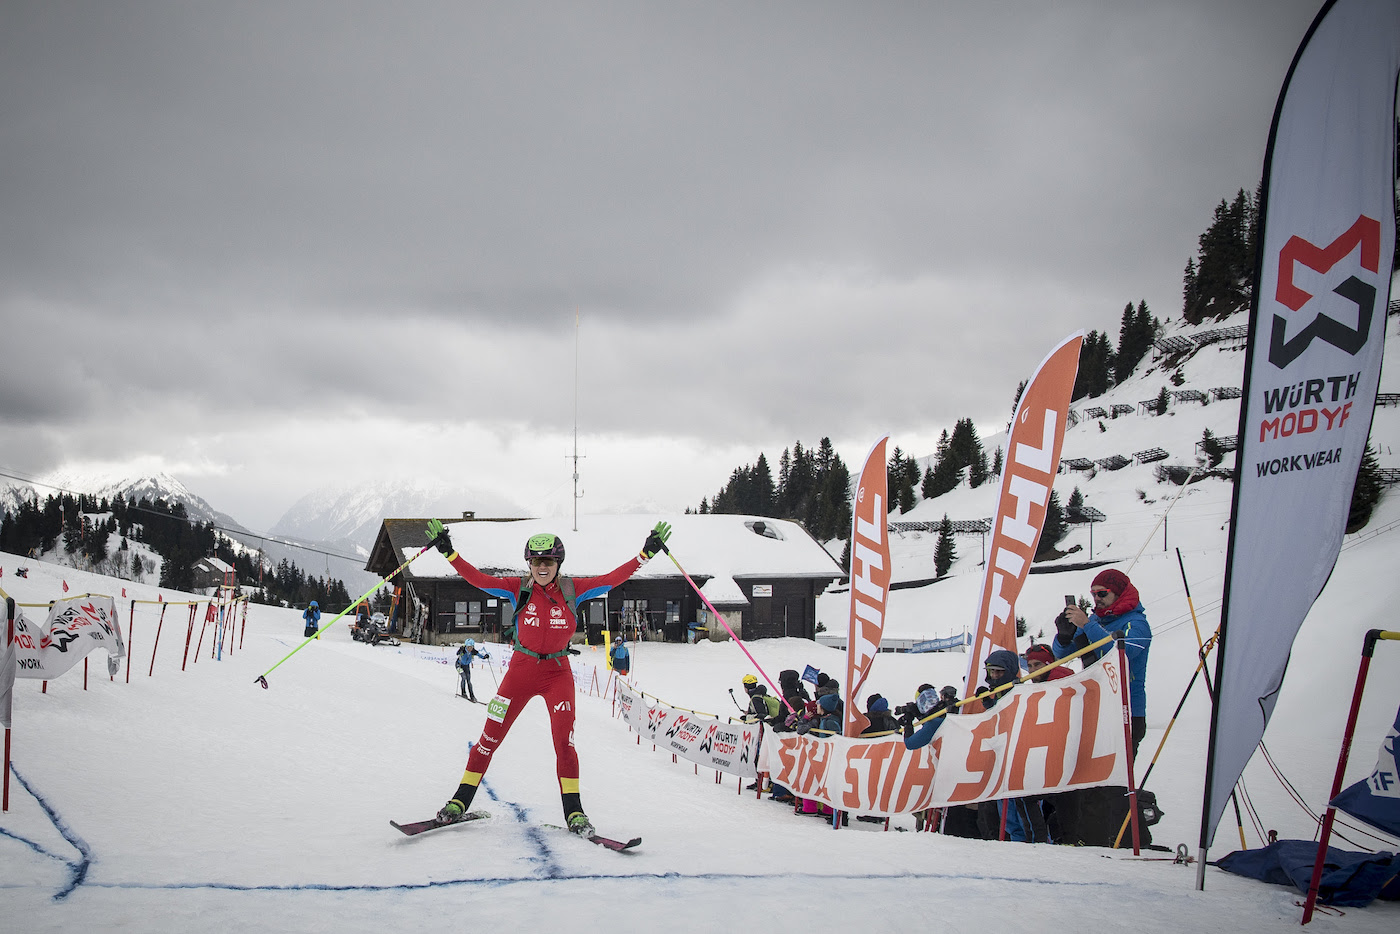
[542,824,641,851]
[390,810,490,836]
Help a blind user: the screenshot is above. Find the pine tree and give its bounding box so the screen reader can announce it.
[934,514,956,577]
[1115,300,1157,383]
[1155,385,1171,415]
[1200,429,1225,468]
[1184,188,1258,324]
[1067,486,1085,521]
[968,449,989,489]
[1347,442,1384,532]
[991,445,1004,478]
[1037,490,1066,558]
[924,430,961,499]
[1074,329,1115,400]
[888,447,916,514]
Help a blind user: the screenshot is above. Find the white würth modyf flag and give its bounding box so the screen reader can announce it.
[10,594,125,684]
[1202,0,1400,850]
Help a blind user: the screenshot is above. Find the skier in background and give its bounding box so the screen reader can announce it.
[455,639,490,701]
[425,517,671,836]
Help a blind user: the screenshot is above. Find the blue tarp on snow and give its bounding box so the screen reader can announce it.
[1215,840,1400,907]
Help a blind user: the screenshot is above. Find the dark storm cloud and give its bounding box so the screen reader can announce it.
[0,1,1330,517]
[0,1,1321,323]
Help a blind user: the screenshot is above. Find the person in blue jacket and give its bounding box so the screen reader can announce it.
[1053,567,1152,756]
[455,639,490,701]
[607,636,631,677]
[302,601,321,638]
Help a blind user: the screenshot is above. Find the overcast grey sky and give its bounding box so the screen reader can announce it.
[0,1,1325,530]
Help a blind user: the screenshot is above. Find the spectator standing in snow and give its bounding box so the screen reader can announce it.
[608,636,631,677]
[302,601,321,638]
[1053,568,1152,756]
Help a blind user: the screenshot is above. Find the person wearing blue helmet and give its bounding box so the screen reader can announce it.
[302,601,321,638]
[454,639,491,701]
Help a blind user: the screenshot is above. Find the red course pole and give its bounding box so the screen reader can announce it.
[149,603,169,677]
[181,603,197,671]
[1300,629,1397,924]
[126,599,136,683]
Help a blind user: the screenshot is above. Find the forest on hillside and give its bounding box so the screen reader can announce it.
[0,492,350,609]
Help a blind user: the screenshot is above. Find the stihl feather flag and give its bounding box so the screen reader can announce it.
[844,436,891,736]
[964,333,1082,697]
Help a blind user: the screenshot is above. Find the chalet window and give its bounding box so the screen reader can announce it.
[454,601,484,630]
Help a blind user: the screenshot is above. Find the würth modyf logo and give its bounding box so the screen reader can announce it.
[1270,215,1381,368]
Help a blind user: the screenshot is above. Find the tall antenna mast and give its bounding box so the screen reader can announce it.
[571,310,584,531]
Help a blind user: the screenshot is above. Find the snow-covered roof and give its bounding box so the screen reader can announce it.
[400,514,845,590]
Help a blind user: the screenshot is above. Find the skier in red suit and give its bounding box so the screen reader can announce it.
[425,517,671,836]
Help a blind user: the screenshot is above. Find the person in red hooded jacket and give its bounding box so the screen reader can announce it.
[424,517,670,837]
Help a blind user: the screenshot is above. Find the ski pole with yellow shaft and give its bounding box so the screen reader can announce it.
[253,533,442,688]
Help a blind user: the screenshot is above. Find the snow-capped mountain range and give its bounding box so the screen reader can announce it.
[0,470,526,593]
[0,469,244,531]
[270,479,524,549]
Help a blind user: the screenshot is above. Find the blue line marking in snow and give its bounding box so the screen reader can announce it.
[75,869,1127,895]
[4,763,93,901]
[478,779,564,879]
[0,825,72,863]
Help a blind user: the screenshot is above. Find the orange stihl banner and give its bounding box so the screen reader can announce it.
[844,436,891,737]
[760,655,1128,814]
[964,333,1082,694]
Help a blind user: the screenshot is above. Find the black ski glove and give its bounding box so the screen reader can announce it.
[641,521,672,560]
[1054,611,1077,643]
[426,518,453,555]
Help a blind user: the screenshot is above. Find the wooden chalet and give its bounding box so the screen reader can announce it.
[364,514,847,647]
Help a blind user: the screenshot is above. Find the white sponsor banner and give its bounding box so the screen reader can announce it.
[11,595,126,681]
[760,656,1128,814]
[1205,0,1400,848]
[616,681,762,778]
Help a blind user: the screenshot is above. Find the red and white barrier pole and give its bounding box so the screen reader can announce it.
[1301,629,1399,924]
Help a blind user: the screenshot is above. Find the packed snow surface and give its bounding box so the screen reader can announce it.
[2,514,1398,932]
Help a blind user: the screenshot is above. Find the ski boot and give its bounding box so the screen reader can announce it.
[435,799,466,825]
[566,811,596,837]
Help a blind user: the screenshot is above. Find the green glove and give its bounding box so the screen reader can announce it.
[641,521,672,559]
[426,518,453,555]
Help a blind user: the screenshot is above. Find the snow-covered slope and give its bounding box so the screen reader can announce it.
[1,530,1397,932]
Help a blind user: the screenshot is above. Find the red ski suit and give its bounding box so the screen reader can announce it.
[446,551,643,789]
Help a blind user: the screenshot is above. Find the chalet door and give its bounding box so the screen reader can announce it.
[751,591,772,638]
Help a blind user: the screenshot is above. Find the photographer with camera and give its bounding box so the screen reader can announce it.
[1053,568,1152,756]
